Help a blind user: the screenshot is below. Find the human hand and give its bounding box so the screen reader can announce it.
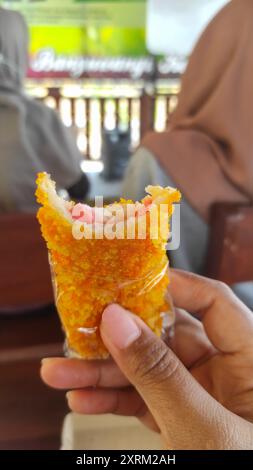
[41,270,253,449]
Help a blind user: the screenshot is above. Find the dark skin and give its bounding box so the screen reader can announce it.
[41,270,253,449]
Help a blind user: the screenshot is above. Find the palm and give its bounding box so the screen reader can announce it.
[129,309,253,432]
[191,351,253,421]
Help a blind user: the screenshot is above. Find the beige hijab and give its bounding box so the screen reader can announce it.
[143,0,253,221]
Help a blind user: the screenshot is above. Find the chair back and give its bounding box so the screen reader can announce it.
[0,213,53,313]
[205,203,253,285]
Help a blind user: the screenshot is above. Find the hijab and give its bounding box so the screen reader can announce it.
[143,0,252,220]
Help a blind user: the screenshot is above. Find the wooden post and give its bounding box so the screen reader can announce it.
[140,91,155,139]
[48,87,61,111]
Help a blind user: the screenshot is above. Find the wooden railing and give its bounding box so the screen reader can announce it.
[39,88,179,159]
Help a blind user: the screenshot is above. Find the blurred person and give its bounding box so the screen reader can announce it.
[41,270,253,450]
[122,0,253,284]
[0,7,89,213]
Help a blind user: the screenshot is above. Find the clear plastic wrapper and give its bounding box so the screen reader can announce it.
[36,173,180,360]
[49,254,175,359]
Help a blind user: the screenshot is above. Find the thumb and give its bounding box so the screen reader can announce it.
[100,304,230,449]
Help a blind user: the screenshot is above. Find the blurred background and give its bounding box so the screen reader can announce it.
[2,0,253,452]
[1,0,228,191]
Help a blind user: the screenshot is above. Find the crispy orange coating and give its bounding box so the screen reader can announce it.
[36,172,181,359]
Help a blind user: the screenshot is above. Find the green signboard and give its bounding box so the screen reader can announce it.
[1,1,185,78]
[1,0,147,57]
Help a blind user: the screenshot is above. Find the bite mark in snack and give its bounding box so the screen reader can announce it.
[36,172,181,359]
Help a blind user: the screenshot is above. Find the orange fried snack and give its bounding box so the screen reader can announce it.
[36,172,181,359]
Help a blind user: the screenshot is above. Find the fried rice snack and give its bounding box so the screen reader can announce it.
[36,172,181,359]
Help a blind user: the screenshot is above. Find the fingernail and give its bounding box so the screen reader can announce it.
[41,358,51,365]
[101,304,141,350]
[66,392,75,410]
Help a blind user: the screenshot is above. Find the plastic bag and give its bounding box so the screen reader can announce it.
[49,252,175,360]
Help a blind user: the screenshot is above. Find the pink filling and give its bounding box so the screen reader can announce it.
[71,203,94,224]
[70,197,152,225]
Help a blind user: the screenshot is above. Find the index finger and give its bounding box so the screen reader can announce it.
[169,269,253,353]
[41,357,129,390]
